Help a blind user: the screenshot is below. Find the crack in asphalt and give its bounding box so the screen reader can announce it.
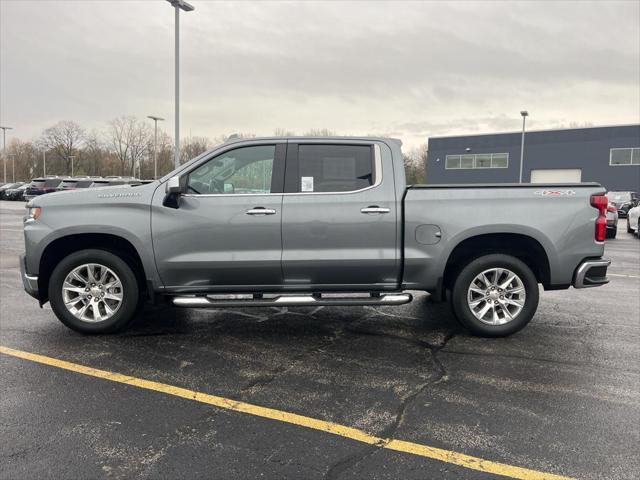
[323,330,457,480]
[239,324,346,398]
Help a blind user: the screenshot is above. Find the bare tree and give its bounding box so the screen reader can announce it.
[303,128,337,137]
[7,138,40,181]
[41,120,85,175]
[107,116,151,177]
[82,130,109,176]
[273,128,296,137]
[403,143,428,185]
[155,131,175,178]
[180,136,212,165]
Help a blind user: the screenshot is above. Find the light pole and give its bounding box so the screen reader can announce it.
[0,126,13,183]
[42,150,47,177]
[519,110,528,183]
[166,0,195,170]
[147,115,165,178]
[68,155,76,177]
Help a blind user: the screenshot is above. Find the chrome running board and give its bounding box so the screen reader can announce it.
[171,293,412,308]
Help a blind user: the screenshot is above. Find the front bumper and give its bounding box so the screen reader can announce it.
[573,258,611,288]
[19,253,39,299]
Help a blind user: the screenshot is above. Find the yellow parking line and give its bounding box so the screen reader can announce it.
[0,345,572,480]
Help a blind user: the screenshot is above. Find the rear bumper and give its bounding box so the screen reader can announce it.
[19,253,39,299]
[573,258,610,289]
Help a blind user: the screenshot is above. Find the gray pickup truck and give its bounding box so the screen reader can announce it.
[21,137,611,336]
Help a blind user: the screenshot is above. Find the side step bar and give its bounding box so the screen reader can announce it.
[171,293,413,308]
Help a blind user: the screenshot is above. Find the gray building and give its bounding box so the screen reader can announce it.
[426,124,640,191]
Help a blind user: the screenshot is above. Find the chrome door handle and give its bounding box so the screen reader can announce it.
[246,207,276,215]
[360,206,390,214]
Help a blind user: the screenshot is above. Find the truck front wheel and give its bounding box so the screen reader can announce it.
[49,249,139,334]
[451,254,539,337]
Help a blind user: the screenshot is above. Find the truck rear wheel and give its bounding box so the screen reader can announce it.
[48,249,139,334]
[450,254,539,337]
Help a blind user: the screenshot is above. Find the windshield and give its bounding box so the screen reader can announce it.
[608,192,633,202]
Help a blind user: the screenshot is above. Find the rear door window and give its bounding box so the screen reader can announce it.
[295,144,374,193]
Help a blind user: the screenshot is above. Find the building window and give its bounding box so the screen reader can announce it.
[445,152,509,169]
[610,147,640,166]
[445,155,461,169]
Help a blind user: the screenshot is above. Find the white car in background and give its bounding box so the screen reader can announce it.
[627,204,640,237]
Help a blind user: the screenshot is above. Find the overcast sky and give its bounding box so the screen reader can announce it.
[1,0,639,149]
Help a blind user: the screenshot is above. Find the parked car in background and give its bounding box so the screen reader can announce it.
[89,177,139,187]
[608,191,638,218]
[606,203,618,239]
[5,184,29,201]
[0,182,25,200]
[626,204,640,237]
[23,177,64,201]
[56,178,100,191]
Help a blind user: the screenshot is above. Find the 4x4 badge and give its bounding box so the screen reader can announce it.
[533,190,576,196]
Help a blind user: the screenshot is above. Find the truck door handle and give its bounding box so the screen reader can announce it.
[246,207,277,216]
[360,206,390,214]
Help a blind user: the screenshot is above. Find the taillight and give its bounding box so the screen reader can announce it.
[607,206,616,213]
[590,194,608,242]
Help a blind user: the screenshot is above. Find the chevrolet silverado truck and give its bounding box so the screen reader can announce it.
[21,137,611,336]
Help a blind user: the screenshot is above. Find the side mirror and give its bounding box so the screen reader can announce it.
[163,175,183,208]
[166,175,182,194]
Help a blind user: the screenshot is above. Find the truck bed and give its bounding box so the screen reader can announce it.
[402,182,606,292]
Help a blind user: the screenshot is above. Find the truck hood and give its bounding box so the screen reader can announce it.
[27,182,160,208]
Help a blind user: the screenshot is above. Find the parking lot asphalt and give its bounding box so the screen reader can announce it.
[1,199,639,480]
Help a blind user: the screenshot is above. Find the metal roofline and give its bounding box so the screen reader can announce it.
[428,123,640,141]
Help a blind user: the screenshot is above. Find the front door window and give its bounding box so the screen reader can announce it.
[187,145,276,195]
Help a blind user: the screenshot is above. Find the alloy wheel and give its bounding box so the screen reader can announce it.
[467,267,526,325]
[61,263,123,323]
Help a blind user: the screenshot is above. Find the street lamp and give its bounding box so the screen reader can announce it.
[166,0,195,170]
[147,115,165,178]
[519,110,528,183]
[0,126,13,183]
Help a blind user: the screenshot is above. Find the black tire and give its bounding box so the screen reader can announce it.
[627,218,633,233]
[49,249,139,334]
[606,227,617,239]
[450,254,539,337]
